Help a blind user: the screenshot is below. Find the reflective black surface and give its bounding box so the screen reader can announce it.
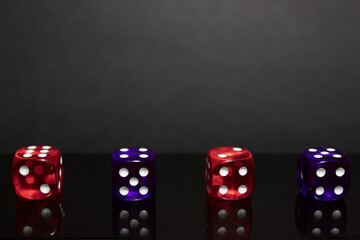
[0,154,360,239]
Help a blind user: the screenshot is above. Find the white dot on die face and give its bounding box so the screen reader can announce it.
[130,219,139,228]
[316,168,326,177]
[23,154,32,158]
[23,226,33,235]
[58,181,61,189]
[238,185,247,194]
[219,167,229,176]
[314,155,323,159]
[120,210,129,219]
[40,150,49,153]
[330,228,340,235]
[28,146,37,149]
[312,228,321,235]
[313,210,323,219]
[129,177,139,186]
[38,154,47,158]
[41,208,52,218]
[237,209,246,218]
[139,148,148,152]
[119,154,129,158]
[119,168,129,177]
[239,167,247,176]
[327,148,336,152]
[60,157,63,165]
[120,228,129,237]
[219,186,228,195]
[19,166,29,176]
[218,209,227,218]
[321,151,329,155]
[332,210,341,219]
[26,150,34,153]
[233,147,242,151]
[217,154,227,158]
[139,167,149,177]
[336,167,345,177]
[217,227,226,236]
[119,186,129,196]
[139,210,148,219]
[308,148,317,152]
[316,186,324,195]
[120,148,129,152]
[236,226,245,235]
[334,186,343,195]
[42,146,51,149]
[333,154,342,158]
[40,184,50,194]
[139,154,148,158]
[139,228,149,237]
[139,186,148,195]
[59,168,62,177]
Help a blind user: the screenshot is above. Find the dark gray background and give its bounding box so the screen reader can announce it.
[0,0,359,154]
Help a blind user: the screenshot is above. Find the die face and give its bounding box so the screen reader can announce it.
[295,194,346,236]
[12,145,63,200]
[205,196,252,240]
[206,147,254,200]
[297,148,350,201]
[16,195,64,237]
[112,147,156,201]
[113,197,155,239]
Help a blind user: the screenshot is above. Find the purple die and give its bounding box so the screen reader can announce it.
[112,147,156,201]
[297,147,351,201]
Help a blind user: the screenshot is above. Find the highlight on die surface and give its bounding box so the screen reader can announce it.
[205,147,254,200]
[112,147,156,201]
[297,147,351,201]
[12,145,63,200]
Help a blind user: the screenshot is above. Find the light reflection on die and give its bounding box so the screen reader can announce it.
[16,195,65,237]
[295,194,346,237]
[205,195,252,240]
[112,147,156,201]
[112,197,155,239]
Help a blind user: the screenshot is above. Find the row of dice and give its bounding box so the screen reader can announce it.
[12,145,351,203]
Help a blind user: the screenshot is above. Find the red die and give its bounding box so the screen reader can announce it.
[12,145,63,200]
[205,147,254,200]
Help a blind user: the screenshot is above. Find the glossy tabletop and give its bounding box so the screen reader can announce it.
[0,154,359,239]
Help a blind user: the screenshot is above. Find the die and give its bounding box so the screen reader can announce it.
[205,147,254,200]
[205,195,252,240]
[295,194,346,236]
[12,145,63,200]
[16,195,65,237]
[297,147,350,201]
[112,147,156,201]
[113,197,155,239]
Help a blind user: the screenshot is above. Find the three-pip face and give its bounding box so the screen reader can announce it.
[297,147,351,201]
[112,147,156,201]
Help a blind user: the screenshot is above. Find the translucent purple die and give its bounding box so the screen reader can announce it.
[112,147,156,201]
[297,147,351,201]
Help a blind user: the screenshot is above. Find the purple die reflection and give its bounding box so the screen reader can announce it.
[297,147,350,201]
[112,147,156,201]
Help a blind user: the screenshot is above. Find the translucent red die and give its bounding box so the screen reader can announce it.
[206,147,254,200]
[12,145,63,200]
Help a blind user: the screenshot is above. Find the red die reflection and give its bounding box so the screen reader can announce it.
[16,195,64,237]
[206,147,254,200]
[205,196,252,240]
[12,145,63,200]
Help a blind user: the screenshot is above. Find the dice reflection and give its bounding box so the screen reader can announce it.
[16,195,64,237]
[295,194,346,237]
[113,197,155,239]
[205,196,252,240]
